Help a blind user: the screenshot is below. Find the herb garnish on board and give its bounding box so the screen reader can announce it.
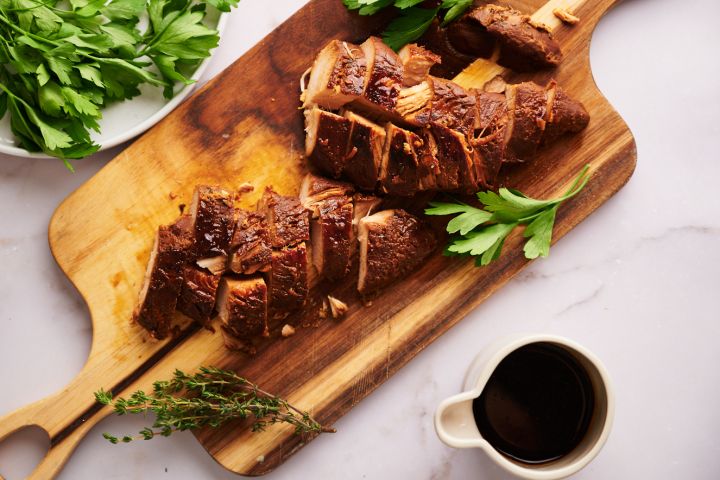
[425,165,592,266]
[95,366,334,443]
[0,0,239,165]
[342,0,473,51]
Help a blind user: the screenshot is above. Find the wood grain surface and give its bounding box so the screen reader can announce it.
[0,0,636,477]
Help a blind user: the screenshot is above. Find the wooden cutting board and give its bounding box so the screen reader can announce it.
[0,0,635,477]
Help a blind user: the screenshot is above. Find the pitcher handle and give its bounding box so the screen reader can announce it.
[434,391,484,449]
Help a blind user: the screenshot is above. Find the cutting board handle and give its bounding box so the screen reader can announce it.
[0,375,111,479]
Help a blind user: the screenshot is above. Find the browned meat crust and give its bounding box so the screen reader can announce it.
[259,187,310,249]
[311,197,354,281]
[217,276,268,341]
[189,185,235,275]
[300,173,354,217]
[543,85,590,143]
[357,210,437,294]
[505,82,548,162]
[445,13,497,58]
[380,124,423,196]
[430,123,476,192]
[305,106,352,178]
[266,244,309,316]
[133,216,194,339]
[304,40,366,109]
[352,193,382,234]
[418,19,477,78]
[398,44,441,87]
[342,111,385,191]
[176,266,220,327]
[467,4,562,71]
[357,37,404,113]
[229,210,272,275]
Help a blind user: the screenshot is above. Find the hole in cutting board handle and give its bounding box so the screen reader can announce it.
[0,425,50,480]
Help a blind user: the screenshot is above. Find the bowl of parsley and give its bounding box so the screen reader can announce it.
[0,0,237,167]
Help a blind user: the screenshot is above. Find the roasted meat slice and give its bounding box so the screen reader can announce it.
[352,193,382,234]
[474,90,507,133]
[396,80,434,125]
[259,187,310,249]
[543,85,590,144]
[342,111,385,191]
[380,123,423,196]
[398,77,477,134]
[417,129,441,191]
[217,276,268,348]
[357,209,437,295]
[430,123,477,192]
[177,265,220,328]
[299,173,354,217]
[310,197,354,281]
[134,216,194,340]
[303,40,366,109]
[445,12,497,58]
[472,127,506,188]
[418,19,476,78]
[429,77,477,134]
[188,185,235,275]
[229,210,272,275]
[504,82,548,162]
[305,106,352,178]
[398,44,441,87]
[466,4,562,71]
[266,244,309,317]
[356,36,404,114]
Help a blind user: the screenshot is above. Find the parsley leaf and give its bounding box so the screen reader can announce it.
[426,165,592,266]
[342,0,475,50]
[382,6,439,51]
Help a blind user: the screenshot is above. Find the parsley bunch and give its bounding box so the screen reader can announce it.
[425,165,591,266]
[342,0,473,50]
[95,366,334,444]
[0,0,238,167]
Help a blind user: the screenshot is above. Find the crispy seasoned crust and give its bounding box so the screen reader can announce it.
[543,85,590,143]
[229,210,272,275]
[311,197,354,281]
[266,244,309,316]
[217,276,268,340]
[305,106,353,178]
[418,19,476,78]
[428,77,477,134]
[357,37,404,113]
[188,185,235,273]
[430,123,476,192]
[467,4,562,71]
[380,124,423,197]
[304,40,366,109]
[177,265,220,327]
[300,173,354,218]
[343,110,385,191]
[133,217,194,340]
[505,82,548,163]
[259,187,310,249]
[398,44,441,87]
[357,210,437,295]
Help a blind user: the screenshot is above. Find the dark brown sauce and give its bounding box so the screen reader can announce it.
[472,343,594,464]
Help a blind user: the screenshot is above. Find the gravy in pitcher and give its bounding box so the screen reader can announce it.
[472,342,595,464]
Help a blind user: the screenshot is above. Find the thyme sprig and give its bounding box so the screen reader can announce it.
[95,366,334,444]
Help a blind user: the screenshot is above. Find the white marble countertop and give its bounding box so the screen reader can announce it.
[1,0,719,478]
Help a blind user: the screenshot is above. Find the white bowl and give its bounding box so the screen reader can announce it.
[0,11,227,159]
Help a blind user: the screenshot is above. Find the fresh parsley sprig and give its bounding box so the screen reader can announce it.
[0,0,239,164]
[342,0,473,51]
[425,165,592,266]
[95,366,334,443]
